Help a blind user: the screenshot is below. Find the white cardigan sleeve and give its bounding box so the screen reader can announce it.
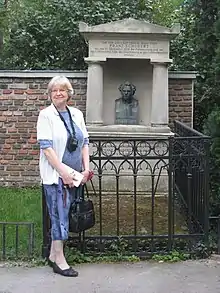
[37,110,53,141]
[80,111,89,139]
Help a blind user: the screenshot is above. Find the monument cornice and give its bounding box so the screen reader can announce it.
[79,18,180,41]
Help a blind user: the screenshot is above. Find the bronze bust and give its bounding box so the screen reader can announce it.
[115,81,139,125]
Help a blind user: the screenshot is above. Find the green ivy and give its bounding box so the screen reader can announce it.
[152,250,190,263]
[65,249,140,265]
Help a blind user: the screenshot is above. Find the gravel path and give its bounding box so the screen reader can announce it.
[0,258,220,293]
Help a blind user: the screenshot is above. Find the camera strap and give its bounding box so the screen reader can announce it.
[54,105,76,137]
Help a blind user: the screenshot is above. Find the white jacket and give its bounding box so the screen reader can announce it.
[37,104,89,184]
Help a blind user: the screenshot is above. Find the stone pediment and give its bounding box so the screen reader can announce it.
[79,18,180,37]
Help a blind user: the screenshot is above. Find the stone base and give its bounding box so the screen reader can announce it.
[87,124,174,138]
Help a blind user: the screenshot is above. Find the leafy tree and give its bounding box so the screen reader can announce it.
[170,1,196,71]
[179,0,220,219]
[201,0,220,218]
[192,0,218,130]
[0,0,154,69]
[151,0,183,26]
[0,0,184,69]
[170,0,219,131]
[204,108,220,216]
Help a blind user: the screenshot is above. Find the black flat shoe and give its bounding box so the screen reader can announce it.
[52,262,79,277]
[47,258,55,268]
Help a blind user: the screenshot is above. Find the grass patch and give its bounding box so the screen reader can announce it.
[0,187,187,260]
[0,187,42,259]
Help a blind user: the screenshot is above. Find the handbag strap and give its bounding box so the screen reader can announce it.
[69,178,97,203]
[84,179,97,198]
[74,179,97,202]
[73,185,83,203]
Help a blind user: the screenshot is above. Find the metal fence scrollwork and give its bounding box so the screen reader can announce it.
[41,121,210,258]
[173,121,210,244]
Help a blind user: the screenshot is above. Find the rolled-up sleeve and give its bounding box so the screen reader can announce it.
[39,139,53,149]
[83,137,89,146]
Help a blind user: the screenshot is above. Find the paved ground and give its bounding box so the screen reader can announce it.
[1,258,220,293]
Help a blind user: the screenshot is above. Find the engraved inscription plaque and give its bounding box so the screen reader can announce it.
[115,81,139,125]
[90,40,167,57]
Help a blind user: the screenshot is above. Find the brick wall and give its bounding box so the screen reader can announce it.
[0,74,87,187]
[0,71,195,187]
[169,78,193,129]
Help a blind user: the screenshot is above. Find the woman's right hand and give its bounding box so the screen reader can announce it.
[61,171,75,188]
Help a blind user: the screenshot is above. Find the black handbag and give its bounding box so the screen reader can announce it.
[69,185,95,233]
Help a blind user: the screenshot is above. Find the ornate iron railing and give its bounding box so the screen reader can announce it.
[174,121,210,240]
[41,122,210,258]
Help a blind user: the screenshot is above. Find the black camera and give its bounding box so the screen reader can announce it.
[67,136,78,153]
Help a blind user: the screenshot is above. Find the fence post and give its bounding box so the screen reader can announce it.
[204,139,210,246]
[168,136,174,251]
[186,170,193,240]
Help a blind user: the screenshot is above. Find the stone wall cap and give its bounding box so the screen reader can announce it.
[0,70,87,78]
[169,71,198,79]
[0,70,198,80]
[79,18,180,38]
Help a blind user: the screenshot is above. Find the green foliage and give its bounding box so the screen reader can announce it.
[191,0,219,130]
[170,0,219,130]
[0,186,42,258]
[0,0,153,69]
[0,0,183,70]
[204,108,220,216]
[152,250,190,262]
[172,0,220,238]
[170,1,197,71]
[170,1,220,234]
[151,0,183,27]
[152,242,209,262]
[65,248,140,265]
[0,187,210,263]
[204,108,220,160]
[65,237,140,264]
[191,241,210,259]
[0,250,140,266]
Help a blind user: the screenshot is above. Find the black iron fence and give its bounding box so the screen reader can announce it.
[174,121,210,240]
[0,222,34,260]
[41,121,211,258]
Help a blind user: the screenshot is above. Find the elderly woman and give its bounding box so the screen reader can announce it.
[37,76,90,277]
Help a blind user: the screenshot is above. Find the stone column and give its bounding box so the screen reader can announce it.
[85,58,106,125]
[150,59,172,128]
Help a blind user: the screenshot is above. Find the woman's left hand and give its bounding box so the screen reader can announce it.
[81,170,90,184]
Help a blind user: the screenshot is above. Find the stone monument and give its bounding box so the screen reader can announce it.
[79,19,180,195]
[79,18,180,137]
[115,81,139,125]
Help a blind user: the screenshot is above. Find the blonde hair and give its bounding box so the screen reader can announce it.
[47,76,74,100]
